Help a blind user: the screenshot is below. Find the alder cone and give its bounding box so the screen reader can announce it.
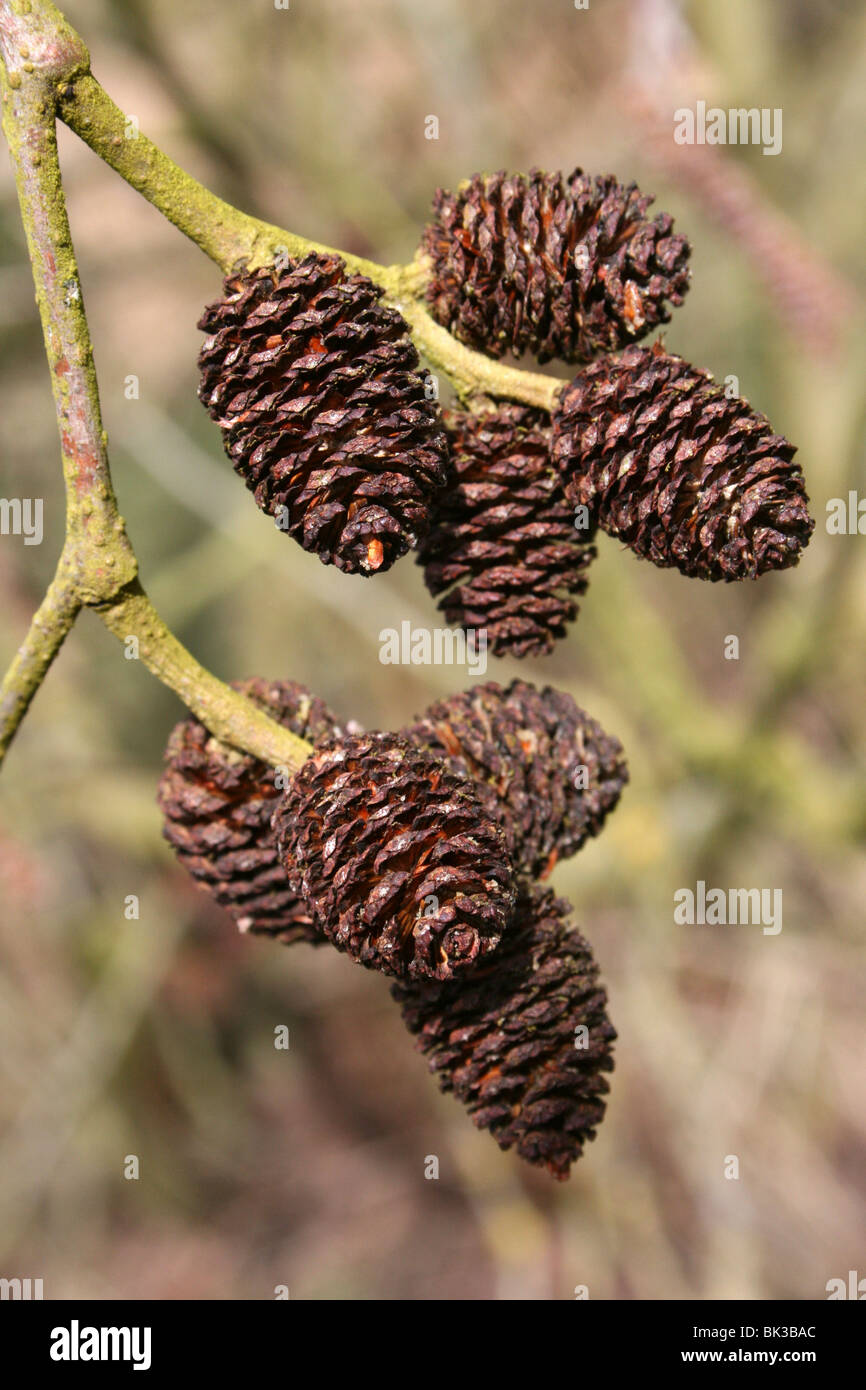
[197,253,450,575]
[552,343,814,580]
[394,885,616,1179]
[403,680,628,879]
[420,168,690,363]
[272,732,516,981]
[417,404,597,659]
[157,679,344,945]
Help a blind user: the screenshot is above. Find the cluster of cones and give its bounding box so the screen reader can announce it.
[175,165,816,1176]
[158,678,627,1180]
[197,166,814,659]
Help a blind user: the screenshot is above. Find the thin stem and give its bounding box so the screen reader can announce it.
[55,68,565,410]
[0,0,314,772]
[97,583,312,772]
[0,553,81,762]
[392,293,561,410]
[0,16,137,605]
[58,74,340,276]
[0,0,562,778]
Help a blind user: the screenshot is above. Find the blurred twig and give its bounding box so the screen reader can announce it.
[623,0,859,356]
[0,889,186,1259]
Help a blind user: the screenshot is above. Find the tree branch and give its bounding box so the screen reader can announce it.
[0,550,80,759]
[54,51,563,409]
[96,582,313,769]
[392,294,560,411]
[0,0,564,775]
[0,0,313,774]
[0,5,137,605]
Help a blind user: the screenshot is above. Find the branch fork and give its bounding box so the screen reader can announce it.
[1,0,556,770]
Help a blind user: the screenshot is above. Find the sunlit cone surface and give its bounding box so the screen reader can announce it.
[552,342,814,580]
[273,732,517,981]
[197,253,450,574]
[421,168,690,363]
[403,680,628,879]
[394,884,616,1179]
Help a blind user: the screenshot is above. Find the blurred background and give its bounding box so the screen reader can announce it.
[1,0,865,1300]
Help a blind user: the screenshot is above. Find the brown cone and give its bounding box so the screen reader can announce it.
[393,884,616,1179]
[417,404,597,659]
[402,680,628,879]
[552,342,814,580]
[197,253,450,574]
[272,732,516,981]
[157,679,348,944]
[420,168,690,364]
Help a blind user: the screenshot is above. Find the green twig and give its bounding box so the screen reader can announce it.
[0,0,564,772]
[0,7,136,604]
[54,61,563,410]
[0,0,313,773]
[96,583,313,769]
[394,292,561,410]
[0,551,81,759]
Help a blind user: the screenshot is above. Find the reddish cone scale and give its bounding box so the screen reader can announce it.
[158,679,349,944]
